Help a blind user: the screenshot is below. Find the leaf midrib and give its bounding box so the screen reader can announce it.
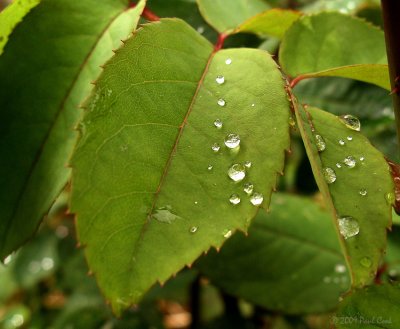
[0,5,130,252]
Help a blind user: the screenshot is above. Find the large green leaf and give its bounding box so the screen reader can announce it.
[293,103,394,287]
[0,0,41,55]
[70,18,290,313]
[0,0,145,259]
[235,9,301,39]
[197,193,350,314]
[334,284,400,329]
[197,0,270,34]
[279,12,388,88]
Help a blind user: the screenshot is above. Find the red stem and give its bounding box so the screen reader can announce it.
[289,75,306,89]
[214,33,227,51]
[128,2,160,21]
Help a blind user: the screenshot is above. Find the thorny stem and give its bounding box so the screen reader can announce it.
[381,0,400,150]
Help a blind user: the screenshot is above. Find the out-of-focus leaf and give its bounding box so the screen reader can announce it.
[197,193,349,314]
[0,305,31,329]
[294,104,393,287]
[70,18,290,313]
[0,0,145,259]
[356,5,384,29]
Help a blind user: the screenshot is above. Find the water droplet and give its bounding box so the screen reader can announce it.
[360,257,372,268]
[196,26,205,34]
[190,226,198,233]
[244,161,252,168]
[335,264,346,273]
[338,139,345,146]
[194,201,198,205]
[323,167,336,184]
[288,116,296,127]
[347,136,353,141]
[359,189,367,196]
[207,164,213,171]
[250,192,264,206]
[229,194,241,205]
[225,58,232,65]
[243,183,254,195]
[217,99,226,107]
[386,192,395,205]
[340,114,361,131]
[359,156,365,162]
[224,133,240,148]
[223,229,232,238]
[211,143,220,152]
[152,206,181,223]
[315,134,326,152]
[41,257,54,271]
[216,75,225,84]
[338,216,359,239]
[228,164,246,182]
[251,103,255,107]
[336,163,342,169]
[214,119,223,129]
[343,156,356,168]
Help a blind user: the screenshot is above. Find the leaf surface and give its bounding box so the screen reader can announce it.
[197,0,270,34]
[235,9,301,38]
[280,12,388,88]
[70,18,290,313]
[0,0,145,259]
[197,193,350,314]
[293,103,393,287]
[0,0,41,55]
[334,284,400,329]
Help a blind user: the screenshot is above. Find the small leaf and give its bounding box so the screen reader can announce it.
[197,0,270,34]
[70,18,290,314]
[235,9,301,39]
[334,284,400,329]
[280,12,388,88]
[0,0,41,55]
[293,103,394,287]
[0,0,145,259]
[197,193,350,314]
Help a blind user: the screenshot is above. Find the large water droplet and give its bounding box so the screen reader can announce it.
[250,192,264,206]
[359,188,367,196]
[343,156,356,168]
[335,264,346,273]
[228,164,246,182]
[340,114,361,131]
[360,257,372,268]
[323,167,336,184]
[224,133,240,149]
[243,183,254,195]
[229,194,241,205]
[211,143,220,152]
[216,75,225,84]
[217,98,226,107]
[152,206,181,223]
[214,119,223,129]
[338,216,359,239]
[223,229,232,238]
[225,58,232,65]
[244,161,252,168]
[190,226,198,234]
[315,134,326,152]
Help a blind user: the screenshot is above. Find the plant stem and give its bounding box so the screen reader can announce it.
[381,0,400,149]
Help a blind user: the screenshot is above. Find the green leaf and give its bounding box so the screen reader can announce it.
[334,284,400,329]
[293,103,394,287]
[197,0,270,34]
[0,0,41,55]
[70,18,290,314]
[197,193,350,314]
[279,12,388,88]
[235,9,301,39]
[0,0,145,259]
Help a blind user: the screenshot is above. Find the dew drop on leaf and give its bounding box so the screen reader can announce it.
[223,229,232,238]
[343,156,356,168]
[347,136,353,141]
[359,188,367,196]
[338,216,359,239]
[207,164,213,171]
[228,164,246,182]
[338,139,345,146]
[225,58,232,65]
[336,163,342,169]
[323,167,336,184]
[385,192,395,205]
[335,264,346,273]
[315,134,326,152]
[360,257,372,268]
[243,182,254,195]
[244,161,252,168]
[190,226,198,234]
[211,143,220,152]
[217,98,226,107]
[214,119,223,129]
[152,206,181,224]
[339,114,361,131]
[250,192,264,206]
[216,75,225,84]
[359,156,365,162]
[229,194,241,205]
[224,133,240,148]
